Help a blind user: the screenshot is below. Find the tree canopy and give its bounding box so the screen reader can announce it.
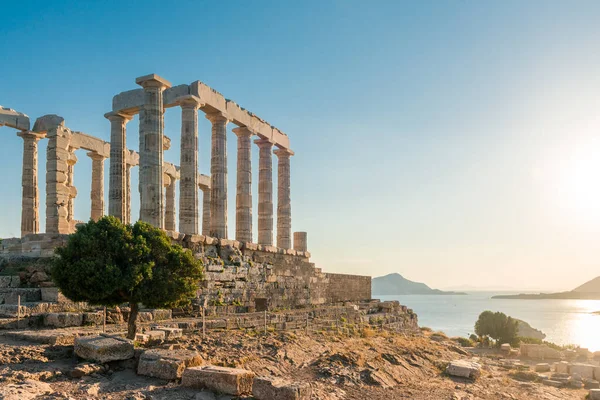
[52,216,203,338]
[474,310,519,346]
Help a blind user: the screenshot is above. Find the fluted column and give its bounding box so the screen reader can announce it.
[136,74,171,228]
[255,139,274,245]
[106,112,131,221]
[66,151,78,231]
[46,125,72,234]
[232,127,253,243]
[17,131,43,237]
[177,95,202,235]
[164,174,176,231]
[200,186,211,236]
[88,152,105,221]
[125,163,132,224]
[206,112,229,238]
[274,148,293,249]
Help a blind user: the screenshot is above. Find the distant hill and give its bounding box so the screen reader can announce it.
[372,273,466,296]
[493,276,600,300]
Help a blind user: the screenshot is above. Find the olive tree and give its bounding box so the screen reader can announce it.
[52,216,203,339]
[474,310,519,346]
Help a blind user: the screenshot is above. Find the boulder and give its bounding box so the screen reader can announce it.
[252,376,312,400]
[446,360,481,379]
[70,362,104,378]
[182,365,255,395]
[137,349,203,380]
[74,335,134,363]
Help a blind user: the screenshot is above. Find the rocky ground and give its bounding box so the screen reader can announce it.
[0,327,589,399]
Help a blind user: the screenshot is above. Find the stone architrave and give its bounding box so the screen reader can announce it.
[17,131,44,236]
[274,148,293,249]
[88,152,105,221]
[200,186,211,236]
[177,95,202,235]
[46,125,72,234]
[136,74,171,229]
[206,112,229,238]
[255,139,274,246]
[232,126,253,243]
[164,174,176,231]
[106,112,131,222]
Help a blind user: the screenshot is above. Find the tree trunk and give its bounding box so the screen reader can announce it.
[127,301,139,340]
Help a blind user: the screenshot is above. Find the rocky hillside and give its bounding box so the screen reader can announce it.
[372,273,466,295]
[572,276,600,293]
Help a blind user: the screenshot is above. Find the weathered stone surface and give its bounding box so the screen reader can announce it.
[554,361,569,374]
[0,106,30,130]
[255,139,273,245]
[74,335,134,363]
[591,389,600,400]
[70,362,104,378]
[542,379,563,388]
[44,312,83,328]
[0,379,53,399]
[252,376,311,400]
[446,360,481,379]
[138,349,203,380]
[274,148,292,249]
[153,327,182,340]
[571,363,596,380]
[182,365,255,395]
[145,330,166,342]
[535,363,551,372]
[207,112,229,238]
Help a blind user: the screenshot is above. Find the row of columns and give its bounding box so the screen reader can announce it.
[106,75,295,248]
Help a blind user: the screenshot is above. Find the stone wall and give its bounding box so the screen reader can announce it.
[325,273,371,304]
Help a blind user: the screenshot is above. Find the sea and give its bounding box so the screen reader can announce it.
[378,292,600,352]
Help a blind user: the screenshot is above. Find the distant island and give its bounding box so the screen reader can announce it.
[372,273,467,295]
[493,276,600,300]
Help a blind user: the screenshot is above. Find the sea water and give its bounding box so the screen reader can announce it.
[379,292,600,351]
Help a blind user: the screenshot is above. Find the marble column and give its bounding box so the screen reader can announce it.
[255,139,274,245]
[206,112,229,238]
[17,131,43,237]
[232,127,253,243]
[200,186,211,236]
[125,163,132,224]
[293,232,307,252]
[66,151,78,230]
[177,95,202,235]
[88,152,105,221]
[106,112,131,222]
[136,74,171,229]
[274,148,293,249]
[164,174,176,231]
[46,125,72,234]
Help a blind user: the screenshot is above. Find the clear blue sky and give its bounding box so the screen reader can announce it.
[2,0,600,291]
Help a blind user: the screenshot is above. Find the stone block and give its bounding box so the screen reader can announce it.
[252,376,312,400]
[134,333,149,344]
[542,379,563,388]
[571,363,596,380]
[138,312,153,322]
[44,312,83,328]
[535,363,551,372]
[74,335,134,363]
[138,349,203,380]
[151,309,172,321]
[554,361,569,374]
[181,365,255,395]
[592,389,600,400]
[146,330,166,342]
[595,366,600,380]
[446,360,481,379]
[586,379,600,389]
[153,327,182,340]
[83,312,103,325]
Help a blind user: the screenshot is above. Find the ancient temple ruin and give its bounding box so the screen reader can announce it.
[0,74,371,311]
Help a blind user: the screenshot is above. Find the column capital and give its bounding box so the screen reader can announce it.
[135,73,172,89]
[232,126,254,138]
[274,147,294,158]
[87,151,105,161]
[254,138,274,148]
[104,111,133,123]
[17,130,45,141]
[67,152,78,166]
[176,95,203,109]
[205,111,230,124]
